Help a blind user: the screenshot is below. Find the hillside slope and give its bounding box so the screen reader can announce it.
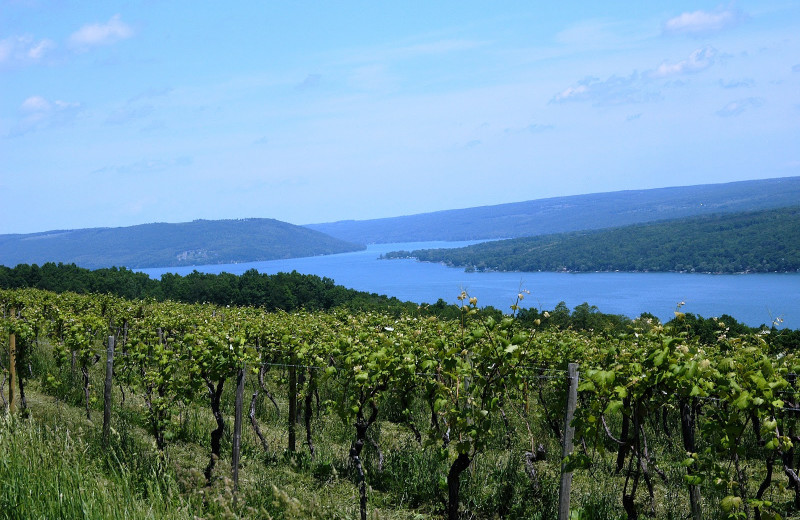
[306,176,800,243]
[0,218,365,269]
[383,206,800,274]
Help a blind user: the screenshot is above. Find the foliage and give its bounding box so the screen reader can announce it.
[384,206,800,274]
[1,287,800,519]
[0,263,423,313]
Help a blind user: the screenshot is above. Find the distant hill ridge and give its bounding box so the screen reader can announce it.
[0,218,365,269]
[306,176,800,243]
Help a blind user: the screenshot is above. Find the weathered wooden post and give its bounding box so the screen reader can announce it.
[103,335,115,442]
[558,363,579,520]
[288,357,297,452]
[8,307,16,413]
[232,365,245,490]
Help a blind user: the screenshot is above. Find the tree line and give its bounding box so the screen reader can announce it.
[0,262,412,313]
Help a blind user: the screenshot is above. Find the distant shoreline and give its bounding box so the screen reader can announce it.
[384,254,800,276]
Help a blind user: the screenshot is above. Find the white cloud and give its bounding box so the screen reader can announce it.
[11,95,81,136]
[552,47,719,106]
[27,38,54,59]
[69,14,133,48]
[53,100,80,109]
[651,47,716,78]
[715,97,764,117]
[20,95,51,112]
[552,84,589,103]
[551,72,660,106]
[0,35,55,64]
[663,9,742,35]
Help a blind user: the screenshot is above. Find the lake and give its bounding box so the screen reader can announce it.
[138,241,800,329]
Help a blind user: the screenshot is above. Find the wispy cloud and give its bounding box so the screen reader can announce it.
[0,35,55,64]
[102,87,171,126]
[551,72,660,106]
[793,64,800,73]
[20,96,50,111]
[128,87,172,103]
[527,124,554,133]
[105,105,154,125]
[552,47,718,106]
[69,14,133,49]
[719,78,754,89]
[339,38,486,67]
[140,120,166,133]
[348,64,395,91]
[715,97,764,117]
[663,9,744,35]
[295,73,322,91]
[395,39,484,57]
[503,123,555,135]
[551,84,589,103]
[9,95,81,136]
[92,156,193,176]
[554,18,643,49]
[650,46,716,78]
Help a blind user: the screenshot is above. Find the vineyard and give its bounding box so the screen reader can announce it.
[1,287,799,519]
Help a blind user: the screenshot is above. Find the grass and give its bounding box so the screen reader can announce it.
[0,413,191,520]
[0,353,461,519]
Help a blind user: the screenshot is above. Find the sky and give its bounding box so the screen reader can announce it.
[1,1,799,234]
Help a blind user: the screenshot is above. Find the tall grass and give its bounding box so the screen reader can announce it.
[0,414,191,520]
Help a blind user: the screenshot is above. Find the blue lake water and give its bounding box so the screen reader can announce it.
[138,241,800,329]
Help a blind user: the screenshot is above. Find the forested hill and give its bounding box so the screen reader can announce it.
[306,176,800,244]
[383,206,800,274]
[0,218,365,269]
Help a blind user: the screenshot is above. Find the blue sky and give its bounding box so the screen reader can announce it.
[1,1,799,234]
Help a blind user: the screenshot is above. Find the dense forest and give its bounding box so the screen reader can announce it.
[0,262,416,313]
[307,176,800,243]
[0,218,364,269]
[384,206,800,274]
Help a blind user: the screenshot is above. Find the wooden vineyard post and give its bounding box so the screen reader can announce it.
[524,380,530,414]
[232,365,245,491]
[288,357,297,452]
[558,363,579,520]
[103,335,115,442]
[8,307,16,414]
